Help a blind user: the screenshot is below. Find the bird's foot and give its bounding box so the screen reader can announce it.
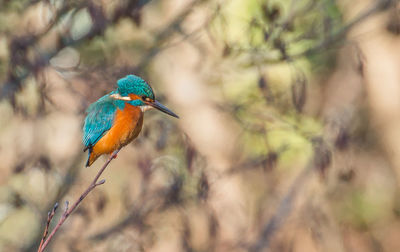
[111,150,120,160]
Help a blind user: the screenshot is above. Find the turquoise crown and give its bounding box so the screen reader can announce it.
[117,75,155,99]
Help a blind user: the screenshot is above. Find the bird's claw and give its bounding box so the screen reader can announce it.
[111,150,119,160]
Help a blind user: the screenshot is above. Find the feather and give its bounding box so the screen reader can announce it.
[82,92,123,149]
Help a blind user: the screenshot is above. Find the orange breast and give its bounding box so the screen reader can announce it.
[93,104,143,156]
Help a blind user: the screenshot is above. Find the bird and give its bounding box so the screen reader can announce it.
[82,74,179,167]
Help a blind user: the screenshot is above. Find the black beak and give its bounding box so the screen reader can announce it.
[149,100,179,118]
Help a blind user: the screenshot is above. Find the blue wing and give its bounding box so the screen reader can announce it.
[83,93,119,150]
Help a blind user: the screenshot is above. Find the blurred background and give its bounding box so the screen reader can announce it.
[1,0,400,251]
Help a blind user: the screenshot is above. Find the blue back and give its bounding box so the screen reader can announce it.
[82,91,123,148]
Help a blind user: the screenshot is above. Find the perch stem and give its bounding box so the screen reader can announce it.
[37,149,120,252]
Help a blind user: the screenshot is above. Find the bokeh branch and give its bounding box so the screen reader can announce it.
[237,0,396,65]
[250,163,314,252]
[1,0,151,103]
[250,138,332,251]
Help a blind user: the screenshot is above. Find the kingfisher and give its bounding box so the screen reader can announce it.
[82,74,179,167]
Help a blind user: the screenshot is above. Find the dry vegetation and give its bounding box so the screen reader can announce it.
[1,0,400,251]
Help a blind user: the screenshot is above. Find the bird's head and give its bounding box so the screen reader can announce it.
[110,75,179,118]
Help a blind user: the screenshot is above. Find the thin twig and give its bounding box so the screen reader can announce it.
[37,149,120,252]
[37,203,59,252]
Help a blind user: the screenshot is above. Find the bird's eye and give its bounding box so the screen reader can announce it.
[142,96,151,102]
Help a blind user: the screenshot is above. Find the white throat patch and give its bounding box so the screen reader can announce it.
[140,105,153,112]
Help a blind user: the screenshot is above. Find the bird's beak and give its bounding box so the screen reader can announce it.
[110,93,132,101]
[111,93,179,118]
[147,100,179,118]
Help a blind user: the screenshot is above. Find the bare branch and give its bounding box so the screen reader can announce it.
[37,203,59,252]
[37,150,120,252]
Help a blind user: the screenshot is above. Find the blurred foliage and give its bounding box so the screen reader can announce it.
[0,0,399,251]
